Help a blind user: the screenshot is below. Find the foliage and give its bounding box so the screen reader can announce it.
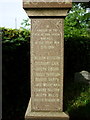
[20,4,90,38]
[64,36,90,80]
[2,26,90,119]
[2,27,30,120]
[64,82,90,119]
[21,18,30,29]
[80,2,90,9]
[2,3,90,118]
[1,27,30,45]
[64,3,89,38]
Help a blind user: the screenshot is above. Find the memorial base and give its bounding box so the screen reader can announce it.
[25,100,69,120]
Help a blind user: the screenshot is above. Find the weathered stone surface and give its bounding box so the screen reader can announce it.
[23,0,72,9]
[31,18,64,112]
[25,100,69,120]
[75,70,90,84]
[25,9,69,17]
[23,0,72,120]
[23,0,72,17]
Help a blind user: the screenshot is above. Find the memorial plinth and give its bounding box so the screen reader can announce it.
[23,0,72,120]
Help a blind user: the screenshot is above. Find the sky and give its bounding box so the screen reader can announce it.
[0,0,29,29]
[0,0,90,29]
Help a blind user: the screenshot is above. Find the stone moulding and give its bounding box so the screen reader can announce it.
[23,0,72,9]
[23,0,72,17]
[23,1,72,120]
[25,9,69,17]
[25,99,69,120]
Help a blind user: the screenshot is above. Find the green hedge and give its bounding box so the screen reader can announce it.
[64,36,90,81]
[2,27,30,120]
[64,82,90,120]
[2,27,90,120]
[1,27,30,46]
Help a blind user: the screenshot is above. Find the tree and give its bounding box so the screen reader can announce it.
[21,18,31,29]
[64,3,90,38]
[21,3,90,38]
[80,2,90,9]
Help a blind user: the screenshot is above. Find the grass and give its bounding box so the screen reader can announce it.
[64,81,90,120]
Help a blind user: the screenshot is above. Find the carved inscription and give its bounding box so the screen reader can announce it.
[31,19,64,111]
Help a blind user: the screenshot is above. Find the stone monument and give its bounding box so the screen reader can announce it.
[23,0,72,120]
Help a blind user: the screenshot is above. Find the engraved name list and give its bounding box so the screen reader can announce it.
[31,19,64,111]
